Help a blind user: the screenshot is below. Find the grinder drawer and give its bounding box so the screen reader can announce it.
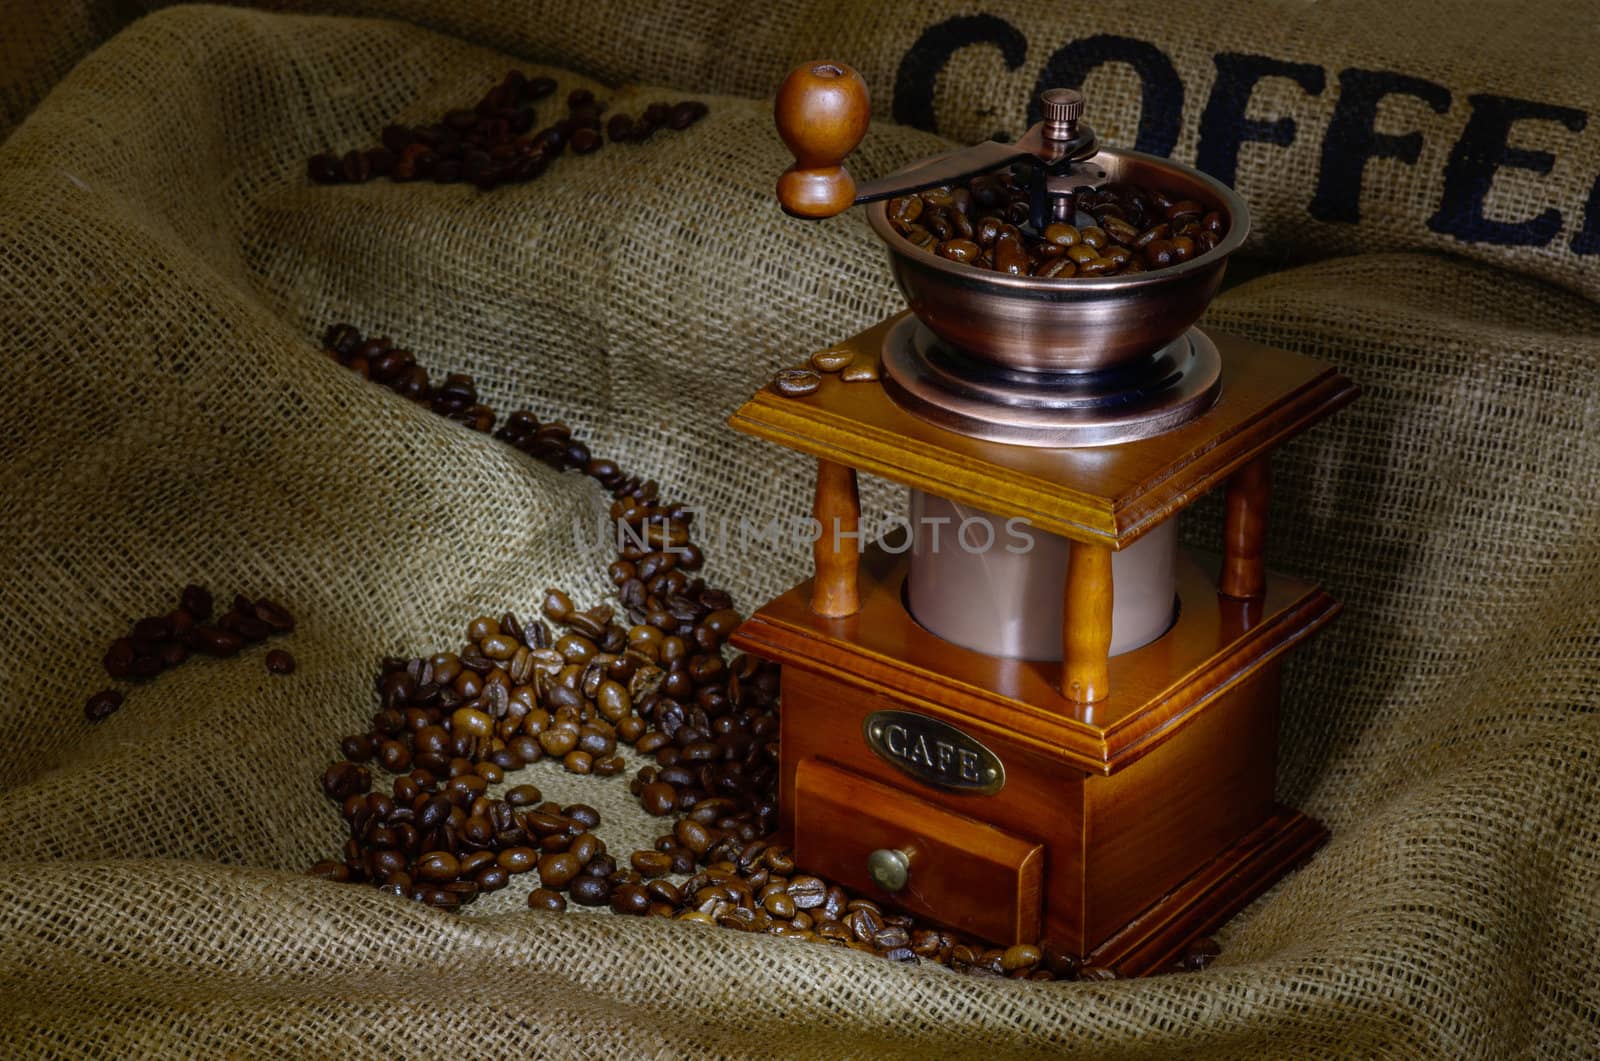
[792,758,1044,943]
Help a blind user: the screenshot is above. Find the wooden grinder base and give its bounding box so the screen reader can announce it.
[728,315,1358,975]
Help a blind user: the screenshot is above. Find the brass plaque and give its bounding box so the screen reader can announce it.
[862,710,1005,795]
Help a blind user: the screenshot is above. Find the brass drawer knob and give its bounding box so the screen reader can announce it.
[867,847,911,892]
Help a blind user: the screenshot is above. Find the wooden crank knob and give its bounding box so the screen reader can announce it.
[774,60,871,219]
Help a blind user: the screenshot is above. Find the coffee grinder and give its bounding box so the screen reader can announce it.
[727,62,1357,974]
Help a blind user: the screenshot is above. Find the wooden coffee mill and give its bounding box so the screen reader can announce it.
[727,62,1358,974]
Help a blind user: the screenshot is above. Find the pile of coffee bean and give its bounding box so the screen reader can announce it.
[308,323,1219,978]
[86,585,296,721]
[887,175,1228,278]
[307,70,708,192]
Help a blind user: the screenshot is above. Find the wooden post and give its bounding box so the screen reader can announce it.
[1221,457,1270,600]
[810,459,860,617]
[1062,541,1113,703]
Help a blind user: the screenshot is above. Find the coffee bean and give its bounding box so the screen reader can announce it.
[497,846,538,874]
[569,876,611,907]
[809,347,855,373]
[538,852,581,889]
[506,783,542,806]
[451,707,492,738]
[630,850,672,878]
[605,882,648,916]
[416,851,460,882]
[527,887,567,912]
[840,359,880,383]
[84,689,123,723]
[244,602,290,636]
[541,588,573,623]
[321,761,370,800]
[674,818,712,855]
[307,153,341,183]
[787,876,826,910]
[640,781,677,816]
[190,625,244,657]
[102,638,135,679]
[668,101,708,130]
[1001,943,1042,971]
[539,727,578,757]
[771,368,821,398]
[265,649,296,675]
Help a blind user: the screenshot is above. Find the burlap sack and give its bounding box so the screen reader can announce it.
[10,0,1599,299]
[1,3,1597,1057]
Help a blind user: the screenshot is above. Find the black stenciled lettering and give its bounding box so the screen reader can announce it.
[1572,174,1600,254]
[1428,93,1588,246]
[1028,34,1184,156]
[893,14,1029,132]
[1197,53,1326,187]
[1310,68,1452,223]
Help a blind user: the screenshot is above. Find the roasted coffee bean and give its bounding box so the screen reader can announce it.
[527,888,567,912]
[505,783,541,806]
[562,804,601,829]
[541,588,573,622]
[84,689,123,723]
[321,762,370,800]
[640,780,677,816]
[417,794,452,830]
[569,875,611,907]
[610,883,651,915]
[497,846,538,874]
[265,649,296,675]
[340,150,372,183]
[787,876,827,910]
[451,707,492,738]
[307,153,341,183]
[102,638,135,678]
[668,101,708,129]
[771,368,821,398]
[629,850,672,878]
[253,599,294,632]
[190,625,245,657]
[415,851,460,881]
[840,359,879,383]
[538,852,581,889]
[936,238,979,262]
[1001,943,1042,971]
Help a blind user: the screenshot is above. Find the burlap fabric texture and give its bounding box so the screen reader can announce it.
[2,2,1597,1058]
